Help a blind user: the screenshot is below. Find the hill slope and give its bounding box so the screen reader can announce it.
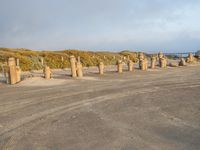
[0,48,138,71]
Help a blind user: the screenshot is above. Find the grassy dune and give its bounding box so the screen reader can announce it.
[0,48,139,71]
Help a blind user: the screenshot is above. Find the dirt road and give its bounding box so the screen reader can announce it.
[0,65,200,150]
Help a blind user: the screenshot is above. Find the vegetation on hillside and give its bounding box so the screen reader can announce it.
[0,48,139,71]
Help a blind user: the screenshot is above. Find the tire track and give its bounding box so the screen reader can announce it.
[1,82,200,149]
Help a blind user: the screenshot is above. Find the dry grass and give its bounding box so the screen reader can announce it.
[0,48,139,71]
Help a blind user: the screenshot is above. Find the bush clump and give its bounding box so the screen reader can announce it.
[0,48,138,71]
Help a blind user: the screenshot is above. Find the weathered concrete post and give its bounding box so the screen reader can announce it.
[160,58,167,68]
[165,57,168,67]
[164,58,168,67]
[145,59,148,70]
[158,52,163,68]
[139,53,144,60]
[140,60,145,70]
[117,60,123,73]
[186,53,195,63]
[44,66,51,79]
[128,60,133,71]
[138,53,144,70]
[189,53,194,62]
[160,58,164,68]
[158,52,164,59]
[151,57,156,69]
[120,56,123,61]
[70,55,77,78]
[16,58,20,67]
[76,56,83,78]
[16,66,21,82]
[138,53,148,70]
[179,58,186,66]
[158,52,167,68]
[15,58,21,82]
[8,58,17,84]
[98,62,104,75]
[77,56,81,63]
[140,59,148,71]
[40,57,44,66]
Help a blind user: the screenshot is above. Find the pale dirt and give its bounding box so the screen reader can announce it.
[0,64,200,150]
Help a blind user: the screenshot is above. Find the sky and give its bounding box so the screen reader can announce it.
[0,0,200,52]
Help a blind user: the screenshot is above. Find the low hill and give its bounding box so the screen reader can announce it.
[0,48,139,71]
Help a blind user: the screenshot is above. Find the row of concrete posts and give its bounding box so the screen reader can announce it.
[3,52,197,84]
[44,52,195,80]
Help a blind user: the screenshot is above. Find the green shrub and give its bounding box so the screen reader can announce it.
[0,48,138,71]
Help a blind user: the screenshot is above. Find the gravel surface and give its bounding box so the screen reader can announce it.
[0,64,200,150]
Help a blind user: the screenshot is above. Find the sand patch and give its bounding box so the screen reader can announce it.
[147,69,162,72]
[77,76,99,81]
[18,77,71,87]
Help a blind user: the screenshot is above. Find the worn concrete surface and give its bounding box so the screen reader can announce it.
[0,64,200,150]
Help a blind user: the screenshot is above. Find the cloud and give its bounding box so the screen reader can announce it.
[0,0,200,52]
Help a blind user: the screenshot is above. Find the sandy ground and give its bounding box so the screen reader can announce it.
[0,64,200,150]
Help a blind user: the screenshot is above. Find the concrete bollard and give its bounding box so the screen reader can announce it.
[8,57,16,66]
[140,59,148,71]
[160,58,164,68]
[158,52,167,68]
[77,56,81,63]
[44,66,51,79]
[138,53,144,70]
[151,57,156,69]
[138,53,144,60]
[16,58,20,67]
[138,53,148,70]
[158,52,164,59]
[160,58,167,68]
[164,58,167,67]
[186,53,195,63]
[179,58,186,66]
[16,66,21,82]
[145,59,148,70]
[140,60,145,70]
[8,58,17,85]
[189,53,194,62]
[98,62,104,75]
[128,60,133,71]
[117,60,123,73]
[76,62,83,77]
[70,55,77,77]
[76,56,83,78]
[40,57,44,66]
